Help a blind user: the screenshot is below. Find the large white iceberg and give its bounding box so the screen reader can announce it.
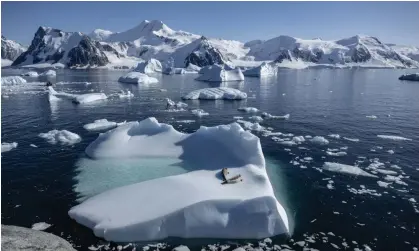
[1,76,27,85]
[39,69,57,77]
[69,117,289,242]
[134,59,162,74]
[39,130,81,145]
[399,73,419,81]
[243,62,277,77]
[21,71,39,77]
[196,65,244,82]
[118,72,159,84]
[182,87,247,100]
[48,87,107,104]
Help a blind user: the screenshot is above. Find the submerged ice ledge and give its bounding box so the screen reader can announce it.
[69,117,289,242]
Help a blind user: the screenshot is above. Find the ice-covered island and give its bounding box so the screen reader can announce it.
[69,117,289,242]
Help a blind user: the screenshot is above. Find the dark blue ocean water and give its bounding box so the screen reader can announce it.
[1,68,419,251]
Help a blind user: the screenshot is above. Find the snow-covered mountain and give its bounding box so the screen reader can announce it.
[1,36,27,66]
[9,21,419,69]
[388,44,419,63]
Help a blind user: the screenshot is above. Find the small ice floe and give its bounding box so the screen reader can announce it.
[165,98,188,109]
[261,112,290,120]
[377,181,391,188]
[366,115,377,119]
[377,135,412,141]
[326,151,347,156]
[39,69,57,77]
[172,245,190,251]
[294,241,305,247]
[31,222,52,231]
[322,162,377,178]
[348,186,381,196]
[233,116,243,120]
[38,130,81,145]
[249,116,263,122]
[21,71,39,77]
[182,87,247,100]
[1,142,18,153]
[118,90,134,98]
[175,120,195,124]
[1,76,27,85]
[159,88,167,92]
[83,119,118,132]
[387,150,395,154]
[310,136,329,145]
[30,144,38,148]
[330,243,340,249]
[343,137,359,142]
[191,109,209,117]
[237,107,259,113]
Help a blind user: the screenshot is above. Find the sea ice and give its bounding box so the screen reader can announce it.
[249,116,263,122]
[191,109,209,117]
[69,117,289,241]
[238,107,259,113]
[343,137,359,142]
[377,135,412,141]
[83,119,118,132]
[326,151,347,156]
[322,162,377,178]
[310,136,329,145]
[118,72,159,84]
[377,181,391,188]
[261,112,290,120]
[31,222,52,231]
[49,87,107,104]
[196,65,244,82]
[328,134,340,139]
[1,76,27,85]
[39,70,57,77]
[182,87,247,100]
[1,142,18,153]
[21,71,39,77]
[39,130,81,145]
[117,90,134,98]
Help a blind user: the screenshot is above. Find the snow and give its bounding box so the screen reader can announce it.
[323,162,377,178]
[377,135,412,141]
[1,142,18,153]
[49,87,107,104]
[84,119,118,132]
[310,136,329,145]
[39,130,81,145]
[182,87,247,100]
[191,109,209,117]
[1,76,27,85]
[243,62,277,77]
[21,71,39,77]
[399,73,419,81]
[196,65,244,82]
[238,107,259,113]
[261,112,290,120]
[134,58,163,74]
[39,70,57,77]
[1,59,13,67]
[31,222,52,231]
[118,72,159,84]
[69,117,289,241]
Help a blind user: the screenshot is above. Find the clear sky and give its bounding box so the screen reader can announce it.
[2,1,419,46]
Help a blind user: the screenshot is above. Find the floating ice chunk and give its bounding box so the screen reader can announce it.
[366,115,377,119]
[310,136,329,145]
[1,76,27,85]
[328,134,340,139]
[118,72,159,84]
[182,87,247,100]
[69,117,289,241]
[30,144,38,148]
[31,222,52,231]
[322,162,377,178]
[166,98,188,109]
[175,120,195,124]
[134,59,162,74]
[409,198,417,203]
[377,135,412,141]
[39,70,57,77]
[173,245,190,251]
[398,73,419,81]
[118,90,134,98]
[343,137,359,142]
[21,71,39,77]
[387,150,395,154]
[243,62,277,77]
[326,151,347,156]
[185,63,201,72]
[292,136,305,144]
[249,116,263,122]
[84,119,118,132]
[375,169,398,175]
[238,107,259,113]
[236,120,266,132]
[196,65,244,82]
[294,241,305,247]
[1,142,18,153]
[39,130,81,145]
[261,112,290,120]
[48,87,107,104]
[233,116,243,120]
[377,181,391,188]
[191,109,209,117]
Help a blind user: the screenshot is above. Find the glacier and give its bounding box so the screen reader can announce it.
[68,117,289,242]
[182,87,247,100]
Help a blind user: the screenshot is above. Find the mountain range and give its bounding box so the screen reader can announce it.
[2,20,419,69]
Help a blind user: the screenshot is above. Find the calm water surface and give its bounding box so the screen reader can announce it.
[1,68,419,250]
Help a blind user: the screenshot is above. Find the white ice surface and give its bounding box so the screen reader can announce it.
[31,222,52,231]
[21,71,39,77]
[310,136,329,145]
[49,87,107,104]
[69,117,289,242]
[134,58,163,74]
[39,69,57,77]
[1,76,27,85]
[377,135,412,141]
[238,107,259,113]
[1,142,18,153]
[39,130,81,145]
[191,109,209,117]
[261,112,290,120]
[243,62,277,77]
[84,119,118,132]
[182,87,247,100]
[118,72,159,84]
[322,162,377,178]
[196,65,244,82]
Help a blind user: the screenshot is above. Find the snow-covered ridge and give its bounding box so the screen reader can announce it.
[69,117,289,241]
[1,35,27,63]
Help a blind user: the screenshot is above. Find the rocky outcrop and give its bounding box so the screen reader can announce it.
[1,36,26,61]
[1,225,76,251]
[183,37,226,67]
[67,36,109,67]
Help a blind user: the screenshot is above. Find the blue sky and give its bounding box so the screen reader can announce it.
[2,1,419,46]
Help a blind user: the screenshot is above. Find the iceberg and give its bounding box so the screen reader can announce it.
[1,76,27,85]
[398,73,419,81]
[69,118,289,242]
[39,130,81,145]
[83,119,118,132]
[243,62,277,77]
[48,87,107,104]
[322,162,377,178]
[118,72,158,84]
[196,65,244,82]
[1,142,18,153]
[21,71,39,77]
[39,69,57,77]
[182,87,247,100]
[134,59,163,74]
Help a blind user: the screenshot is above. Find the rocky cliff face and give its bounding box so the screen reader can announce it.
[183,37,226,67]
[67,36,109,67]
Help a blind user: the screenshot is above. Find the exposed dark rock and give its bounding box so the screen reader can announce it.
[67,36,109,67]
[274,49,293,63]
[184,38,225,67]
[350,44,371,63]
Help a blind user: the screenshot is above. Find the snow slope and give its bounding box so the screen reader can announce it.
[69,118,289,241]
[1,36,27,62]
